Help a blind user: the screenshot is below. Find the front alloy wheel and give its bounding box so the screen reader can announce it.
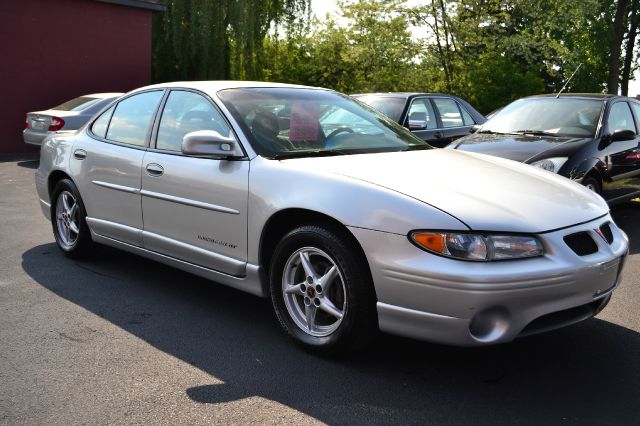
[282,247,346,337]
[270,225,377,354]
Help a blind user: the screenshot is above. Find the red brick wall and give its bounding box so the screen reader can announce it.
[0,0,153,154]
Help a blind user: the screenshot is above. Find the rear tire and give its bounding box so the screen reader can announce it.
[269,225,377,355]
[51,179,94,258]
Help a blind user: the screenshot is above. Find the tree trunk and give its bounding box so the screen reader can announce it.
[608,0,631,94]
[621,0,639,95]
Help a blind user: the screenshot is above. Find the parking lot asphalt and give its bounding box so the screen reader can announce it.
[1,158,639,425]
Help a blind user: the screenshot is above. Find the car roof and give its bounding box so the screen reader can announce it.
[82,93,124,98]
[527,93,621,100]
[351,93,455,99]
[136,80,320,94]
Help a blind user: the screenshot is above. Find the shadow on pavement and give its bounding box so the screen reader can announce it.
[16,160,39,169]
[0,153,38,163]
[22,237,640,424]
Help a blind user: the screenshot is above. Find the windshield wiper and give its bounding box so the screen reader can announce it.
[511,130,560,137]
[477,130,507,135]
[271,149,350,160]
[402,144,432,151]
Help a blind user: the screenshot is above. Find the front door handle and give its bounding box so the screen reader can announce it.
[73,149,87,160]
[433,131,443,139]
[145,163,164,177]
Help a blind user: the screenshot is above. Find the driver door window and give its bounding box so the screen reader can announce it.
[156,91,232,152]
[406,99,437,129]
[607,102,636,135]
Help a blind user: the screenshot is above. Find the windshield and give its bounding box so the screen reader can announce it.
[53,96,102,112]
[352,95,406,123]
[217,88,428,158]
[480,97,604,138]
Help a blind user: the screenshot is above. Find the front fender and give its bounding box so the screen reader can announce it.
[246,156,468,264]
[563,157,606,182]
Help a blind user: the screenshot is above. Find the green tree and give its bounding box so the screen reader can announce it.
[152,0,310,83]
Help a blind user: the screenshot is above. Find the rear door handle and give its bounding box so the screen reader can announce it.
[73,149,87,160]
[433,131,443,139]
[145,163,164,177]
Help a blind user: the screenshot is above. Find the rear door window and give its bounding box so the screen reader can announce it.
[106,91,164,147]
[433,98,464,128]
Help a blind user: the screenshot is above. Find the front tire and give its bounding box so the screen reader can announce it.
[269,225,377,354]
[51,179,94,258]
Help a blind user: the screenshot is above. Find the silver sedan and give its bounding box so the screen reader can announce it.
[35,81,629,354]
[24,93,122,146]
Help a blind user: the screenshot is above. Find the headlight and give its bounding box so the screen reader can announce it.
[410,232,544,261]
[530,157,568,173]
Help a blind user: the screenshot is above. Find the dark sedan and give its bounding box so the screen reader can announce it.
[449,94,640,204]
[352,93,486,148]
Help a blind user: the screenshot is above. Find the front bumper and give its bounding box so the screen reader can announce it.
[348,214,628,346]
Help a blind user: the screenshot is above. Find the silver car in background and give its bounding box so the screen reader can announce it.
[24,93,122,146]
[35,81,628,354]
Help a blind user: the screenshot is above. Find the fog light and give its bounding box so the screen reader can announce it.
[469,308,510,342]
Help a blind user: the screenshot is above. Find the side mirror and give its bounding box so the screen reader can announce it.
[407,112,428,130]
[610,129,636,142]
[181,130,243,158]
[469,124,481,134]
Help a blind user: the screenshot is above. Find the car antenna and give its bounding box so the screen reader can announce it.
[556,63,582,98]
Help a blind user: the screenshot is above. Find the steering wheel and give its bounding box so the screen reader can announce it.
[326,126,354,139]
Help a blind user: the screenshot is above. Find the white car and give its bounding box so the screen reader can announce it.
[35,81,628,354]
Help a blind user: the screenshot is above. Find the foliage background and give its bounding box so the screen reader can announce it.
[153,0,640,114]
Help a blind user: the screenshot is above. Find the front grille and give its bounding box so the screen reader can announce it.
[599,222,614,244]
[518,297,609,338]
[564,232,598,256]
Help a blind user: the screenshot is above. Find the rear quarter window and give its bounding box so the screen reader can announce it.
[91,107,114,138]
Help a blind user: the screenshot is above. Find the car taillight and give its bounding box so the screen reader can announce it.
[25,116,30,129]
[49,117,65,131]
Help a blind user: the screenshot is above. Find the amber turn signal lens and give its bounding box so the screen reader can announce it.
[412,233,446,253]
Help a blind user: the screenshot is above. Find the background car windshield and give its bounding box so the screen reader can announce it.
[353,96,406,123]
[52,96,101,112]
[481,98,603,137]
[217,88,428,158]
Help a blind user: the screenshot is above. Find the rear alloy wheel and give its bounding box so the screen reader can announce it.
[270,225,376,354]
[51,179,94,258]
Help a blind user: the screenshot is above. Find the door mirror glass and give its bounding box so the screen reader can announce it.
[181,130,243,158]
[407,111,428,130]
[610,128,636,142]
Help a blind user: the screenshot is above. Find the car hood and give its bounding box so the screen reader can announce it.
[280,149,608,233]
[449,133,592,163]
